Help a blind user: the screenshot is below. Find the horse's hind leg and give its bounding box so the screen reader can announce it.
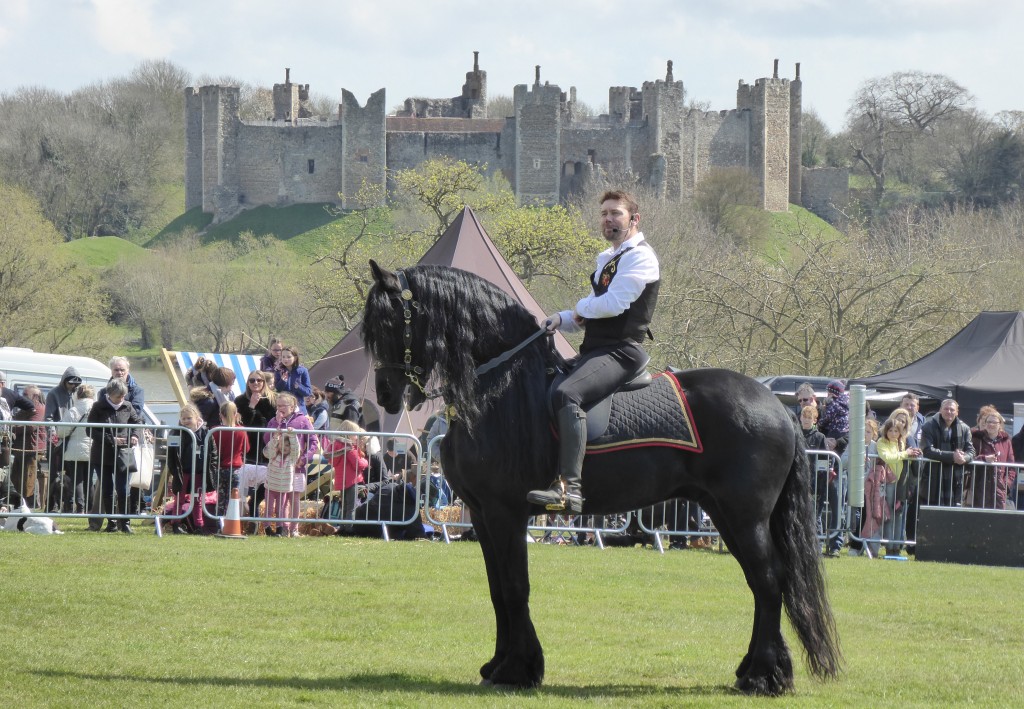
[473,507,545,688]
[705,501,792,696]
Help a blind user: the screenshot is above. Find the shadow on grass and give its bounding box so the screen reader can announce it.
[33,669,736,699]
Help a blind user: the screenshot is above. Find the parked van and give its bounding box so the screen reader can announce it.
[0,347,161,426]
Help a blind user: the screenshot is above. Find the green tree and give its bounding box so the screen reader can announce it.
[0,184,107,351]
[482,202,597,285]
[391,157,506,240]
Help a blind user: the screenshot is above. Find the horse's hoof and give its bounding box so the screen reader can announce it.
[734,671,792,697]
[479,678,492,687]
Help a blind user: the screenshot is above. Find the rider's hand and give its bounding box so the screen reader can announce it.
[544,313,561,332]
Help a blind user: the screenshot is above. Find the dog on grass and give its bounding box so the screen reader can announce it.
[1,503,63,535]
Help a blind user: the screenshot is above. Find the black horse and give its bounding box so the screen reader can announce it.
[363,261,840,696]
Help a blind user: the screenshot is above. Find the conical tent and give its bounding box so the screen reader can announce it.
[308,206,576,435]
[850,311,1024,418]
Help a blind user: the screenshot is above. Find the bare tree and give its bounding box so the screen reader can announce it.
[846,71,973,198]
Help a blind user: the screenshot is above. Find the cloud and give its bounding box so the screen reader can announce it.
[90,0,179,57]
[0,0,30,48]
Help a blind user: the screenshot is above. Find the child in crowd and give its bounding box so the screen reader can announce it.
[211,401,249,518]
[260,338,284,372]
[273,346,312,414]
[263,392,318,536]
[323,418,368,534]
[306,387,329,431]
[165,404,219,534]
[263,427,299,537]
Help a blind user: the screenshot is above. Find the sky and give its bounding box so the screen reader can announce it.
[0,0,1019,133]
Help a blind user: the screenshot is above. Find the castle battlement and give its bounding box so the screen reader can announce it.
[186,54,813,219]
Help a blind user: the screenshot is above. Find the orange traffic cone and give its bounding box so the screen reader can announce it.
[216,487,247,539]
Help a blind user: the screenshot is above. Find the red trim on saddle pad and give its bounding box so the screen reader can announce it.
[585,370,703,455]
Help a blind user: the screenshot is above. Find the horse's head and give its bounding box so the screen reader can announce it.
[363,260,432,415]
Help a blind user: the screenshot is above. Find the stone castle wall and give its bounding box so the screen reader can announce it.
[186,56,833,223]
[802,167,850,224]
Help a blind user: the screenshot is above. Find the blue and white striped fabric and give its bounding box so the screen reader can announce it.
[173,352,263,400]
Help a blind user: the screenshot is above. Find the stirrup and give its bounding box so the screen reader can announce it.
[527,477,584,513]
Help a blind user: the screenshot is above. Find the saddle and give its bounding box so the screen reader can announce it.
[548,358,653,441]
[548,364,702,453]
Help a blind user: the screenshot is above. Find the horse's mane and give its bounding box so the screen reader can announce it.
[363,264,555,477]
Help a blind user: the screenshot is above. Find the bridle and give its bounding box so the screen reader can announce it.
[373,269,549,405]
[373,270,437,400]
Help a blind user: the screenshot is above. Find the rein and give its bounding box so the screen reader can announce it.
[375,269,549,403]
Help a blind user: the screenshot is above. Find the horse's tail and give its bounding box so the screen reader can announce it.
[771,424,842,680]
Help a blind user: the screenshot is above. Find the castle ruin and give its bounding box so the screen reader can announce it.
[186,53,841,223]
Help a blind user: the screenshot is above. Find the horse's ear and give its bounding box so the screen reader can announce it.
[369,259,400,292]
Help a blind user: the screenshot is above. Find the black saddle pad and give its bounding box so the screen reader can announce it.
[585,371,703,454]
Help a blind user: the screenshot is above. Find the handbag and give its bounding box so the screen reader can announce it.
[118,446,138,475]
[129,442,156,490]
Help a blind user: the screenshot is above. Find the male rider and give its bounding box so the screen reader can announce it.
[526,190,660,513]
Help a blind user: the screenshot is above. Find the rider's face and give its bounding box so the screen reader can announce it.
[600,199,635,243]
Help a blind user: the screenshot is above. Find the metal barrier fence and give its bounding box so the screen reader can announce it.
[850,455,1023,558]
[0,419,189,533]
[6,421,1020,552]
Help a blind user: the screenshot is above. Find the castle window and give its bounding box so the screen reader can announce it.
[587,149,596,163]
[533,158,542,170]
[308,159,315,174]
[356,148,370,164]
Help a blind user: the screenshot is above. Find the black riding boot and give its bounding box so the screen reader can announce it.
[527,405,586,513]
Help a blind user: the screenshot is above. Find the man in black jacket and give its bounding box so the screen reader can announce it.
[921,398,975,507]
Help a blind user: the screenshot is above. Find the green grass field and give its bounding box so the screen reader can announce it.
[1,524,1021,708]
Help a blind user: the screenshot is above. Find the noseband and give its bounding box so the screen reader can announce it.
[374,269,550,404]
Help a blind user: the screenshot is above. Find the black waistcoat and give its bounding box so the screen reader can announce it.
[581,244,659,352]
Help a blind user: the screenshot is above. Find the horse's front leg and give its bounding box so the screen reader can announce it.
[474,505,544,689]
[472,508,511,682]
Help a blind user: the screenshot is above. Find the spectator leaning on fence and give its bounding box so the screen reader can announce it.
[86,378,144,534]
[61,383,96,515]
[8,385,45,509]
[872,416,921,556]
[921,398,975,507]
[43,367,82,512]
[164,403,218,535]
[323,418,368,535]
[212,401,250,518]
[968,405,1014,510]
[263,392,317,537]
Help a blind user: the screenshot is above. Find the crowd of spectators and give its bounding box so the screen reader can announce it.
[795,380,1022,558]
[5,350,1023,548]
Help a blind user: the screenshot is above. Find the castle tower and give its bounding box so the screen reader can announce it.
[340,88,386,207]
[273,67,300,121]
[198,85,241,221]
[513,66,562,206]
[642,60,685,200]
[736,59,791,212]
[789,62,803,205]
[184,88,203,210]
[462,51,487,118]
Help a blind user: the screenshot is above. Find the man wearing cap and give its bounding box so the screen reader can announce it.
[44,367,83,512]
[325,376,363,427]
[817,380,849,556]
